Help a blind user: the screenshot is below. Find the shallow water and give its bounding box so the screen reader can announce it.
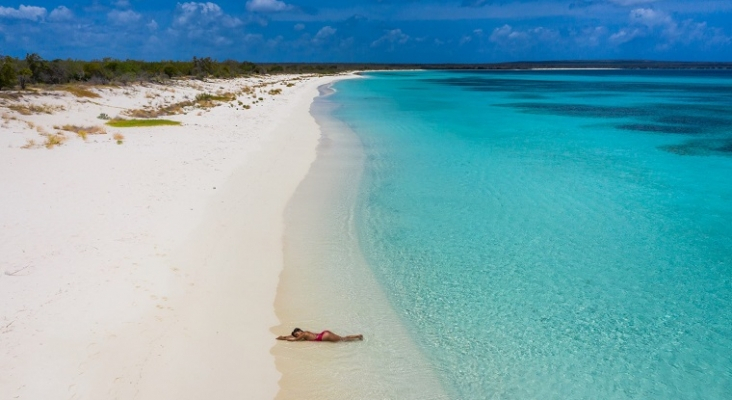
[324,70,732,399]
[274,84,448,400]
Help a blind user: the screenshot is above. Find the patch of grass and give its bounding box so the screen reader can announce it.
[106,118,181,128]
[60,124,107,134]
[268,88,282,95]
[8,103,63,115]
[113,133,125,145]
[42,133,66,149]
[57,124,107,140]
[125,100,193,118]
[196,92,236,107]
[195,93,214,102]
[0,92,24,100]
[58,85,100,98]
[126,108,160,118]
[126,90,235,117]
[21,139,37,149]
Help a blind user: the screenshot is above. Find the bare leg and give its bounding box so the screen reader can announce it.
[321,331,342,342]
[321,331,363,342]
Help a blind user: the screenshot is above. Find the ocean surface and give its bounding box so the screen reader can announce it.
[315,70,732,399]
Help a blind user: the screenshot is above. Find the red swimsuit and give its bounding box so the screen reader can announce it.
[314,330,330,341]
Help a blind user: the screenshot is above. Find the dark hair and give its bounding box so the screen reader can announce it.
[291,327,303,336]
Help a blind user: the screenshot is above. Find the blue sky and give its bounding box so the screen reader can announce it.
[1,0,731,62]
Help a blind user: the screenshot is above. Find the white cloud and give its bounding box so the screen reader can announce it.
[608,27,643,44]
[266,35,284,48]
[245,0,292,13]
[147,19,159,31]
[48,6,73,22]
[294,23,305,31]
[609,0,658,6]
[340,37,354,49]
[707,27,732,47]
[490,24,529,43]
[115,0,131,8]
[630,8,673,28]
[664,19,731,48]
[0,5,46,21]
[108,9,141,25]
[314,25,336,41]
[530,26,560,42]
[243,33,264,44]
[673,20,707,44]
[174,2,242,29]
[460,27,484,45]
[213,36,232,46]
[371,29,409,47]
[573,26,608,47]
[610,7,732,50]
[489,24,560,49]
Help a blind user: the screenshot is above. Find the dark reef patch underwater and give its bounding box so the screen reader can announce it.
[428,70,732,157]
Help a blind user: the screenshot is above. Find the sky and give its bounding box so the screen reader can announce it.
[1,0,731,62]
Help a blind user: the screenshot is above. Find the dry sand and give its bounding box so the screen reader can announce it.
[0,74,351,399]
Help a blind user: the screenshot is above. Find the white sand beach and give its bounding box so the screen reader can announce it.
[0,73,350,399]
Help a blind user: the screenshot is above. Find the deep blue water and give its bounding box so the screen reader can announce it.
[328,70,732,399]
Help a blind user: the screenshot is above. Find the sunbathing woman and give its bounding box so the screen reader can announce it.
[277,328,363,342]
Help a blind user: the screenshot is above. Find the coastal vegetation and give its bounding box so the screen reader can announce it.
[59,85,100,98]
[195,92,236,102]
[4,53,730,93]
[106,118,181,128]
[55,124,107,140]
[124,91,236,118]
[40,132,67,149]
[0,53,354,90]
[7,103,63,115]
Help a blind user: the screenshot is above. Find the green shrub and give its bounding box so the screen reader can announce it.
[106,119,181,127]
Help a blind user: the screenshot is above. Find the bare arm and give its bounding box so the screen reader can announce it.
[276,335,305,342]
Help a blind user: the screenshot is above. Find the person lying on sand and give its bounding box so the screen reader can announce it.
[277,328,363,342]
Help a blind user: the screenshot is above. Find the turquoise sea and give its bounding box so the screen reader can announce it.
[320,70,732,399]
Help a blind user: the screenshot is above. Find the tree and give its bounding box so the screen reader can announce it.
[192,56,214,78]
[83,62,108,82]
[47,59,71,84]
[25,52,47,83]
[240,61,256,73]
[163,64,178,78]
[268,65,284,73]
[18,68,31,90]
[0,58,18,90]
